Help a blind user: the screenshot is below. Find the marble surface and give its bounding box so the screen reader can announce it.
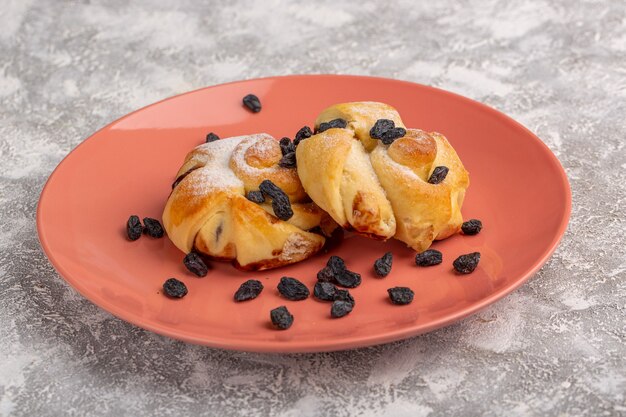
[1,1,625,416]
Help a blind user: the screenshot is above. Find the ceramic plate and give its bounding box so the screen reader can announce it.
[37,75,570,352]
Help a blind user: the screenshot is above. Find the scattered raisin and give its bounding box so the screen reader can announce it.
[183,252,209,277]
[461,219,483,235]
[428,166,449,184]
[143,217,164,238]
[335,270,361,288]
[278,152,296,168]
[270,306,293,330]
[279,137,295,155]
[370,119,406,145]
[374,252,393,277]
[314,282,337,301]
[163,278,187,298]
[206,132,220,143]
[327,255,346,274]
[453,252,481,274]
[317,266,335,282]
[388,287,414,305]
[277,277,310,301]
[294,126,313,145]
[246,190,265,203]
[126,215,143,241]
[242,94,261,113]
[234,279,264,301]
[317,118,347,133]
[415,249,442,267]
[259,180,294,220]
[334,289,355,306]
[331,300,353,318]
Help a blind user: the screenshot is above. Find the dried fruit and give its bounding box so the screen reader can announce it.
[183,252,209,277]
[461,219,483,235]
[277,277,310,301]
[294,126,313,145]
[279,137,295,155]
[317,118,347,133]
[246,190,265,203]
[242,94,261,113]
[126,215,143,241]
[453,252,481,274]
[335,270,361,288]
[334,289,355,306]
[143,217,164,238]
[270,306,293,330]
[428,166,449,184]
[259,179,294,220]
[369,119,406,145]
[388,287,414,305]
[313,281,337,301]
[327,255,346,274]
[317,266,335,282]
[278,151,297,168]
[374,252,393,277]
[415,249,443,267]
[331,300,353,318]
[171,167,199,189]
[163,278,187,298]
[206,132,219,143]
[234,279,264,301]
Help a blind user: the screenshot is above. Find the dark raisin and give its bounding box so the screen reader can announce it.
[334,289,355,306]
[453,252,481,274]
[317,118,347,133]
[278,151,296,168]
[242,94,261,113]
[331,300,353,318]
[374,252,393,277]
[270,306,293,330]
[172,167,199,189]
[277,277,310,301]
[126,215,143,241]
[259,179,293,220]
[327,255,346,274]
[183,252,209,277]
[428,166,449,184]
[143,217,164,238]
[206,132,220,143]
[461,219,483,235]
[317,266,336,282]
[388,287,414,305]
[381,127,406,145]
[370,119,406,145]
[335,270,361,288]
[246,190,265,203]
[294,126,313,145]
[279,137,295,155]
[163,278,187,298]
[415,249,443,267]
[234,279,264,301]
[314,281,337,301]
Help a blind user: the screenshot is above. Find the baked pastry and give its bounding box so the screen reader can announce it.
[296,102,469,252]
[163,133,336,270]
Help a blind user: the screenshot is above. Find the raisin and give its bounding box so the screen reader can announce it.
[314,281,337,301]
[279,137,295,155]
[183,252,209,277]
[126,215,143,241]
[335,270,361,288]
[278,152,296,168]
[172,167,199,189]
[428,166,449,184]
[163,278,187,298]
[453,252,481,274]
[415,249,442,267]
[331,300,353,318]
[388,287,414,305]
[294,126,313,145]
[277,277,310,301]
[370,119,406,145]
[461,219,483,235]
[334,289,355,306]
[374,252,393,277]
[270,306,293,330]
[242,94,261,113]
[381,128,406,145]
[259,179,293,220]
[327,255,346,273]
[206,132,219,143]
[234,279,264,301]
[317,118,347,133]
[317,266,335,282]
[246,190,265,203]
[143,217,164,238]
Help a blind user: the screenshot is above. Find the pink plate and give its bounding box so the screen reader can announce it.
[37,75,571,352]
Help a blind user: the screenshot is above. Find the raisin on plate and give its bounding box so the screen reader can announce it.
[206,132,219,143]
[428,166,449,184]
[374,252,393,277]
[335,269,361,288]
[415,249,443,267]
[331,300,353,318]
[259,179,294,220]
[453,252,481,274]
[183,252,209,277]
[143,217,164,238]
[234,279,264,301]
[334,289,355,306]
[277,277,310,301]
[270,306,293,330]
[126,215,143,241]
[388,287,414,305]
[327,255,346,273]
[163,278,188,299]
[461,219,483,235]
[314,281,337,301]
[246,190,265,203]
[294,126,313,145]
[242,94,262,113]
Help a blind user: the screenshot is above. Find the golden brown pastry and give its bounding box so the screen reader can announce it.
[296,102,470,252]
[163,133,336,270]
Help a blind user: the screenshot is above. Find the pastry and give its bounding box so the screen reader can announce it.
[163,133,336,271]
[296,102,470,252]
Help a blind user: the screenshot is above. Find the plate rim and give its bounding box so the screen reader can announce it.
[36,74,572,352]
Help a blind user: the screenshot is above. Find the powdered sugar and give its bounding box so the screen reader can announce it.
[230,133,282,176]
